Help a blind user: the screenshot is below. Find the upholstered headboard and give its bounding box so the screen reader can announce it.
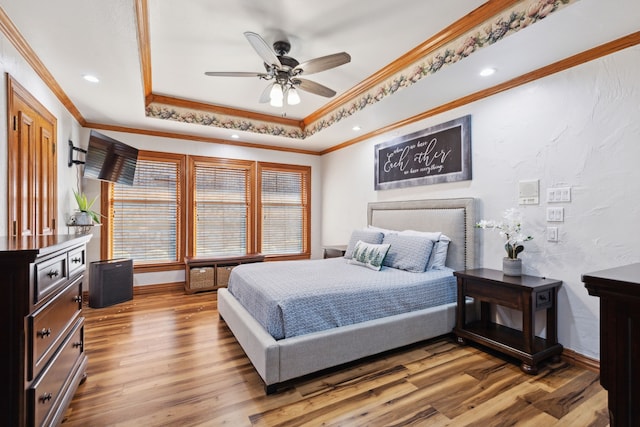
[367,198,476,271]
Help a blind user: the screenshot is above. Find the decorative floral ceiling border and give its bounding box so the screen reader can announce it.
[146,0,577,139]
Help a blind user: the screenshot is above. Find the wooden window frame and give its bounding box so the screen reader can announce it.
[101,150,186,273]
[187,156,256,257]
[257,162,311,261]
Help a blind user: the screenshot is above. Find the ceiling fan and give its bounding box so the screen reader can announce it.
[204,32,351,107]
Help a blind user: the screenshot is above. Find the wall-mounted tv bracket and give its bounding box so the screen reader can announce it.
[68,140,87,167]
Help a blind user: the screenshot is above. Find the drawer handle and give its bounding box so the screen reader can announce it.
[47,270,60,278]
[38,328,52,338]
[538,294,548,302]
[73,341,83,348]
[73,295,82,303]
[71,257,82,264]
[39,393,53,404]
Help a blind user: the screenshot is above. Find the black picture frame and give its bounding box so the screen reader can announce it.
[374,115,472,190]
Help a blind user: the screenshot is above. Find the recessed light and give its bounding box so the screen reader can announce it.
[231,134,239,139]
[479,68,496,77]
[83,74,100,83]
[352,125,361,131]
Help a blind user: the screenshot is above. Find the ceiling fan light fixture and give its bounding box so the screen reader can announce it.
[269,83,284,106]
[287,86,300,105]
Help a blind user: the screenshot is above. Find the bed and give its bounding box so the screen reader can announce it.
[217,198,477,393]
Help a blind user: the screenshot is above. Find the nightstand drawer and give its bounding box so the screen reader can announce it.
[536,290,552,309]
[464,279,521,310]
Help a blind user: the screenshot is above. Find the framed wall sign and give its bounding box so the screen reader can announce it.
[374,115,472,190]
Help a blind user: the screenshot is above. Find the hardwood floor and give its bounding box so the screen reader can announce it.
[62,289,609,426]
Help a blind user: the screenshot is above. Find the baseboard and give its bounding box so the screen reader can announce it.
[562,348,600,372]
[82,282,185,300]
[133,282,184,295]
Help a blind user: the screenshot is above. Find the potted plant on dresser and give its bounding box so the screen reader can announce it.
[71,190,101,225]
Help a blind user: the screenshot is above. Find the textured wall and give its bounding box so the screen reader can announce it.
[321,45,640,359]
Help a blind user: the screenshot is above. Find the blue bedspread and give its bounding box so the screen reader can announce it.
[227,257,456,340]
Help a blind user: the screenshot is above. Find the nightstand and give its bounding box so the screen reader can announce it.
[453,268,563,374]
[323,245,347,259]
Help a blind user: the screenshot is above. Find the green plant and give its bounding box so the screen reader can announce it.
[73,190,101,224]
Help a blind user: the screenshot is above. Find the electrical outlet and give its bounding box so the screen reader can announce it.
[547,227,558,242]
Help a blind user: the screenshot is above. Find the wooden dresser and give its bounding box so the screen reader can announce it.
[0,234,91,427]
[583,263,640,427]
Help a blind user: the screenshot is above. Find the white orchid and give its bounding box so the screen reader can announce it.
[476,208,533,259]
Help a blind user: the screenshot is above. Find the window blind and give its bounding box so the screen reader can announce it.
[260,168,308,255]
[194,163,250,256]
[110,158,180,263]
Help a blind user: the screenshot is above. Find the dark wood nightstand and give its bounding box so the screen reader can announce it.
[323,245,347,259]
[453,268,563,374]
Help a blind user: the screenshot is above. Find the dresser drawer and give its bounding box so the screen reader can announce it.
[28,277,83,380]
[34,253,68,303]
[68,246,86,277]
[29,319,84,427]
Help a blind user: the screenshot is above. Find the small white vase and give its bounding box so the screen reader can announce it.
[73,211,93,225]
[503,257,522,276]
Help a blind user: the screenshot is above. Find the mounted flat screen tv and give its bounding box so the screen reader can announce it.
[83,130,138,186]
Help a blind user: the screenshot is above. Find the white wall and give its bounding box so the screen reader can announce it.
[321,46,640,359]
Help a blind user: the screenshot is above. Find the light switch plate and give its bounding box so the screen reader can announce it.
[547,186,571,203]
[547,226,558,242]
[546,207,564,222]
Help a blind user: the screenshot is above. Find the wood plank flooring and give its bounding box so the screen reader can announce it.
[62,288,609,426]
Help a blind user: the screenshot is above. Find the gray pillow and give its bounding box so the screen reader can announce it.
[382,234,434,272]
[344,229,384,259]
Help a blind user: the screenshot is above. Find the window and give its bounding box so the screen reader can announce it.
[189,157,255,256]
[258,163,310,259]
[103,151,186,270]
[104,151,310,271]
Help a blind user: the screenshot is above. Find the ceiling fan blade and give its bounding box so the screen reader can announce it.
[293,78,336,98]
[244,31,282,68]
[204,71,267,77]
[294,52,351,75]
[259,82,274,103]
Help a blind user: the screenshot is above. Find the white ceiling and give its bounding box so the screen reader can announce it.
[1,0,638,153]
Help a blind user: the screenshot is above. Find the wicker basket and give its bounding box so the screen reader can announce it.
[216,266,234,288]
[189,267,215,290]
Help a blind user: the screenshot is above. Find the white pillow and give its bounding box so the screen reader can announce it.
[367,225,398,236]
[427,234,451,270]
[399,229,442,241]
[348,240,391,271]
